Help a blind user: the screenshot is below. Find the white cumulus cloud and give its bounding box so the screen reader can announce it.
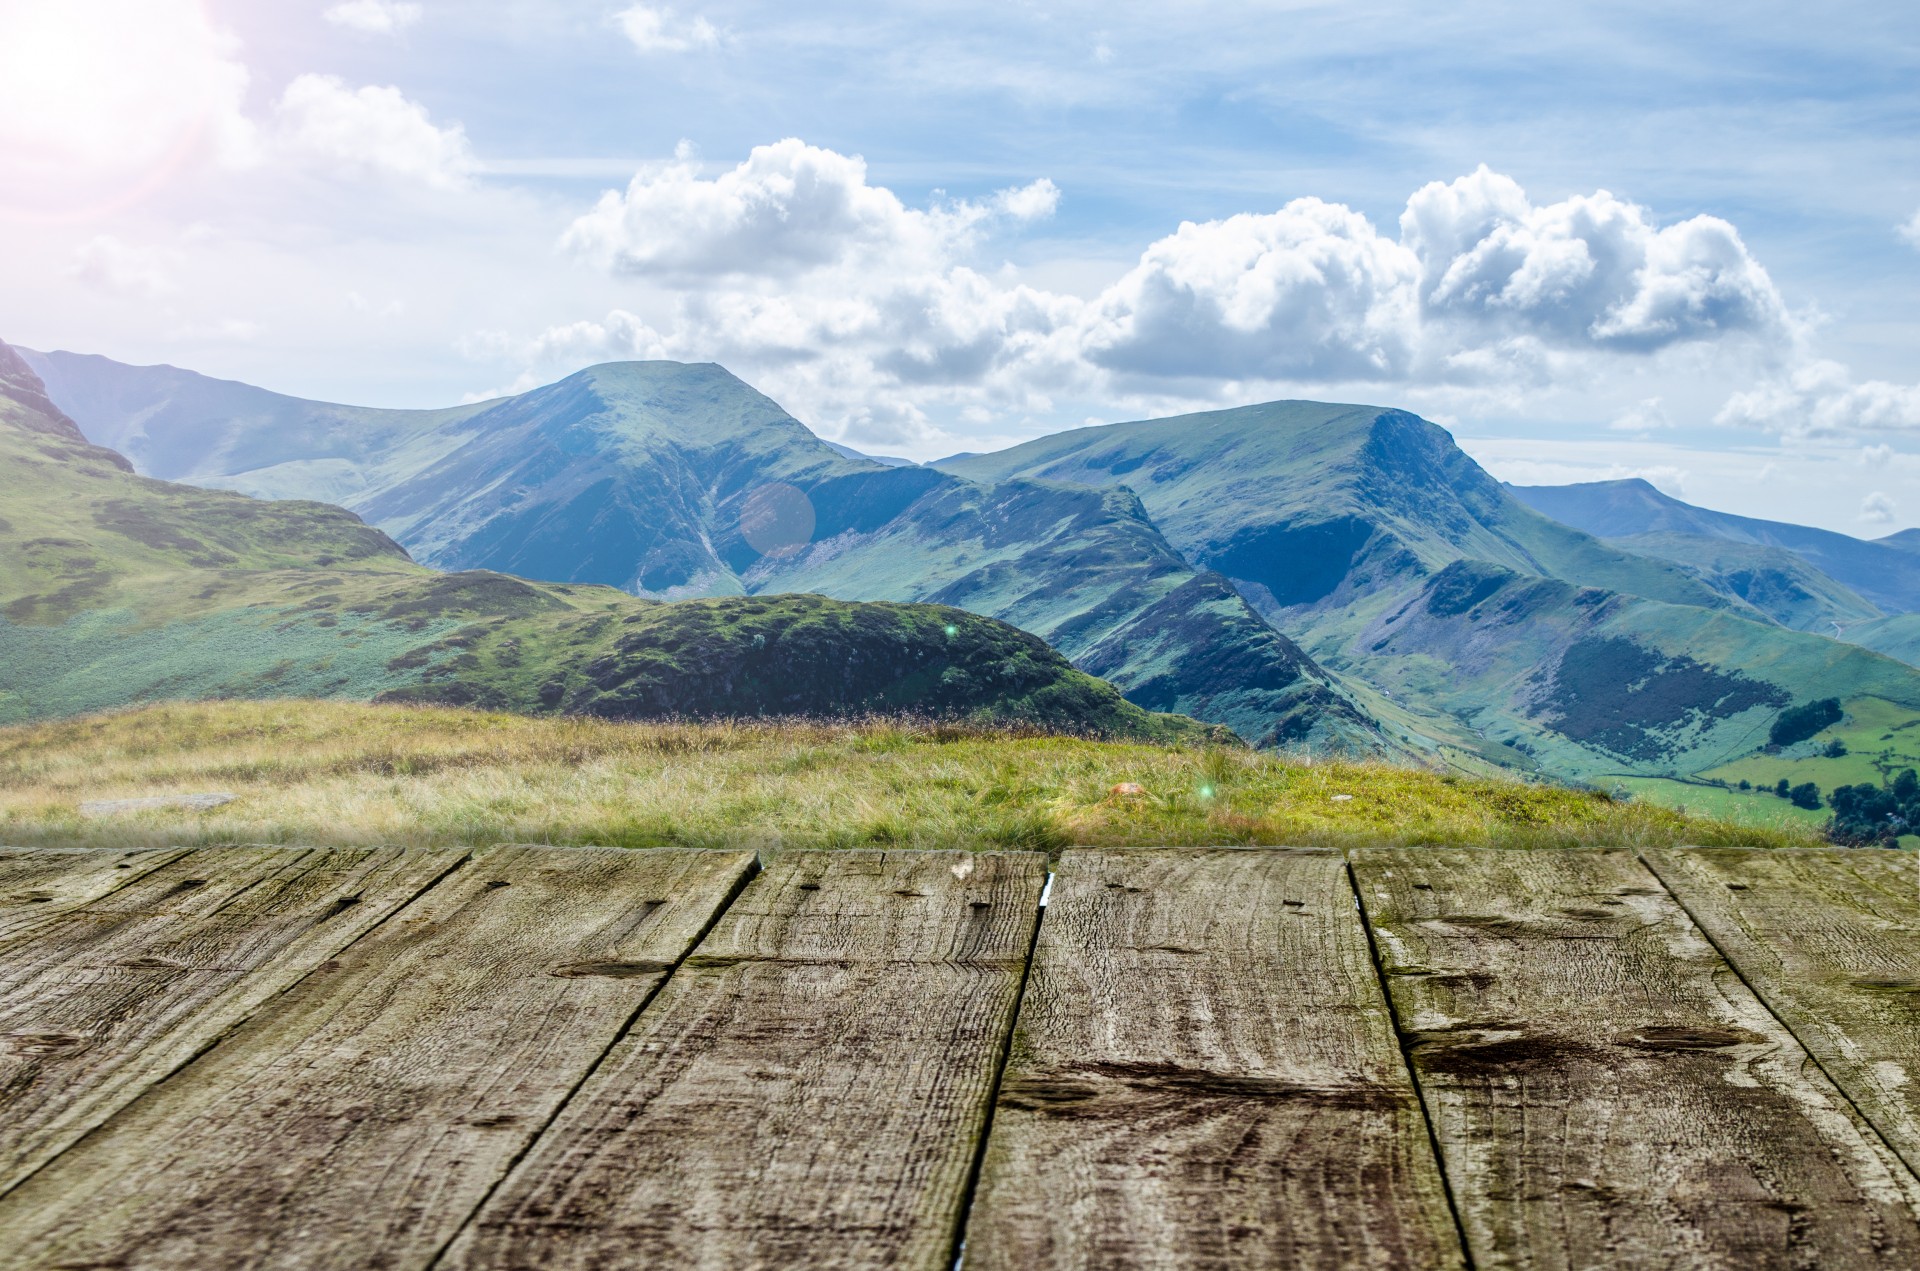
[275,74,475,188]
[323,1,422,35]
[1861,491,1898,525]
[562,138,1053,280]
[1403,166,1788,354]
[1082,199,1419,382]
[994,178,1060,222]
[615,5,720,54]
[1609,397,1673,432]
[1903,210,1920,249]
[1717,358,1920,437]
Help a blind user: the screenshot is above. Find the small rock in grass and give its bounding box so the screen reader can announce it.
[79,792,238,817]
[1109,782,1146,797]
[1330,794,1354,803]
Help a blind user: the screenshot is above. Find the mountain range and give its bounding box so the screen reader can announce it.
[17,343,1920,800]
[20,349,1375,752]
[0,340,1208,743]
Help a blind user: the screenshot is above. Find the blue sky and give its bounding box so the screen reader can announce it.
[1,0,1916,532]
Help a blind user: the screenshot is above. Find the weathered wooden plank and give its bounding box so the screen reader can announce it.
[444,848,1046,1271]
[1646,847,1920,1178]
[1353,847,1920,1270]
[965,847,1465,1270]
[0,844,463,1198]
[0,847,190,942]
[0,846,755,1271]
[0,847,174,895]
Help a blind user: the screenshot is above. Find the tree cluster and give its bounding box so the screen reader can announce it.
[1768,698,1842,749]
[1828,769,1920,847]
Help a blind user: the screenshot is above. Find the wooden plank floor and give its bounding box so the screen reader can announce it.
[0,847,755,1271]
[1645,848,1920,1178]
[0,843,1917,1271]
[445,849,1046,1271]
[1354,847,1920,1269]
[966,848,1462,1271]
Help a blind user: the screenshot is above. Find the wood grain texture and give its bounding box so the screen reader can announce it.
[1645,847,1920,1177]
[0,848,189,944]
[965,847,1464,1271]
[0,846,755,1271]
[0,844,462,1198]
[1353,847,1920,1270]
[444,848,1046,1271]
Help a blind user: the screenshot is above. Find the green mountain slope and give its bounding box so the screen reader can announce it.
[939,401,1920,780]
[1843,613,1920,668]
[30,351,1385,752]
[0,341,1206,741]
[1507,478,1920,615]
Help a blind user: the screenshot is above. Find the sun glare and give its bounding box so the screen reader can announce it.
[0,0,250,215]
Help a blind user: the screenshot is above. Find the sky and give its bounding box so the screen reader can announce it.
[0,0,1917,534]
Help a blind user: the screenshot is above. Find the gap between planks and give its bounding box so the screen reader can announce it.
[1641,847,1920,1182]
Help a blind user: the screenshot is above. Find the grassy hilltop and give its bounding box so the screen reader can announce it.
[0,700,1820,853]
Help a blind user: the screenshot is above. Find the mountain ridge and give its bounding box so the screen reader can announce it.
[0,339,1210,741]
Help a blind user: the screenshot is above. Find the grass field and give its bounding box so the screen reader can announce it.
[0,700,1824,853]
[1605,775,1830,832]
[1700,696,1920,794]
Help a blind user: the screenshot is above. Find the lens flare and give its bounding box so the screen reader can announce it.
[0,0,250,220]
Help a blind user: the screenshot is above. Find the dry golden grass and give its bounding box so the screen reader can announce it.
[0,700,1824,853]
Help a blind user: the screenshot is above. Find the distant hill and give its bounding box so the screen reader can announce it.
[26,349,1384,753]
[0,340,1210,742]
[1585,533,1881,633]
[1843,613,1920,667]
[1507,478,1920,616]
[821,440,915,467]
[1881,529,1920,555]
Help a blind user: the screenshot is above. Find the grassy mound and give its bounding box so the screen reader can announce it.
[0,700,1821,853]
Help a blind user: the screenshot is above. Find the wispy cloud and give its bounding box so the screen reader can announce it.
[323,1,423,37]
[615,5,720,54]
[70,236,176,298]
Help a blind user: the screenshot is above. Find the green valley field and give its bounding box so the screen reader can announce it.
[0,700,1822,853]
